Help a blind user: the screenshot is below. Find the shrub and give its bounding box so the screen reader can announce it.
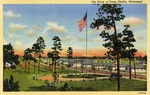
[11,65,16,69]
[3,75,19,91]
[60,82,72,91]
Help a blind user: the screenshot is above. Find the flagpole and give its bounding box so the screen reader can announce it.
[86,8,88,75]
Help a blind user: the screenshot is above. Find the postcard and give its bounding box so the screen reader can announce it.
[0,0,149,95]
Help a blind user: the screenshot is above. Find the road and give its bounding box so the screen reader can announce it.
[65,67,147,80]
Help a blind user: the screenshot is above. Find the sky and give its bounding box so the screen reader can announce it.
[3,4,147,57]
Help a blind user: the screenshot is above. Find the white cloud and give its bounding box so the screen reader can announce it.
[8,34,21,39]
[61,36,74,42]
[33,25,42,31]
[77,36,85,41]
[14,41,22,48]
[43,22,68,34]
[9,23,28,32]
[135,35,144,40]
[4,11,21,19]
[26,31,35,37]
[120,17,145,27]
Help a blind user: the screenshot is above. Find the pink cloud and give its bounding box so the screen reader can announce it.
[120,17,145,27]
[33,25,42,31]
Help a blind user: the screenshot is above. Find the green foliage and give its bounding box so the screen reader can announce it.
[90,4,125,60]
[10,65,16,69]
[60,82,72,91]
[92,66,96,71]
[36,37,46,57]
[108,65,113,72]
[67,47,73,68]
[52,72,59,82]
[52,36,63,60]
[23,48,33,61]
[61,65,65,73]
[67,47,73,59]
[81,64,84,69]
[3,43,19,68]
[143,55,147,62]
[90,4,125,30]
[144,65,147,70]
[121,25,137,58]
[47,52,53,59]
[52,36,63,72]
[3,75,19,91]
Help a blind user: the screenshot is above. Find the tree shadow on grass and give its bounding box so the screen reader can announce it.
[26,85,59,91]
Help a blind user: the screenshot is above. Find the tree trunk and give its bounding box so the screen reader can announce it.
[52,61,53,71]
[29,60,30,73]
[129,58,131,79]
[76,59,77,70]
[110,71,111,77]
[33,54,35,73]
[38,57,40,74]
[91,61,92,71]
[25,60,26,72]
[81,59,83,72]
[112,15,120,91]
[49,58,50,71]
[129,47,131,79]
[134,61,136,78]
[55,59,56,73]
[4,61,6,69]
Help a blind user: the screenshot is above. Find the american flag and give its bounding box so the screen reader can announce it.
[78,12,87,32]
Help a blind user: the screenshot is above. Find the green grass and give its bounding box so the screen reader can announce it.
[67,78,147,91]
[3,60,81,91]
[3,59,147,91]
[24,78,147,91]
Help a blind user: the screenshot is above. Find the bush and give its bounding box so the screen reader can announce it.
[3,75,19,91]
[11,65,16,69]
[60,82,72,91]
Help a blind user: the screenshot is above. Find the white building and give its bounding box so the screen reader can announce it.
[125,65,146,73]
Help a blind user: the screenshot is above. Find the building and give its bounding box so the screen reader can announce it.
[125,65,146,72]
[105,64,127,70]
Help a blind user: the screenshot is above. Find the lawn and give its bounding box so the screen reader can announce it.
[3,61,81,91]
[3,60,147,91]
[26,78,147,91]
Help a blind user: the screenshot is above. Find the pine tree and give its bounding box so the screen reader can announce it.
[90,4,125,91]
[121,25,137,79]
[52,36,62,73]
[67,47,73,69]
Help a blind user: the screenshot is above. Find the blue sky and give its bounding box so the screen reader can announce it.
[3,4,147,56]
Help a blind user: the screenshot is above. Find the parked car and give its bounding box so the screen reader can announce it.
[111,73,122,78]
